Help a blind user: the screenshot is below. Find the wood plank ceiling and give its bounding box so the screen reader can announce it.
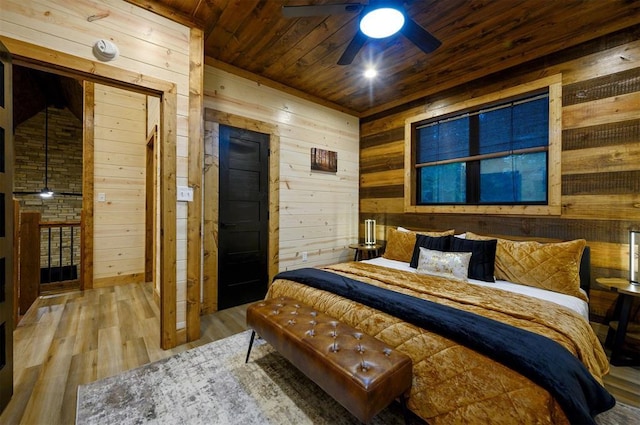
[126,0,640,117]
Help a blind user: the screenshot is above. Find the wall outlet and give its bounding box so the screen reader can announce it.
[302,251,308,262]
[97,192,106,202]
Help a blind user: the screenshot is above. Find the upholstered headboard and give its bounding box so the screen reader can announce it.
[580,246,591,296]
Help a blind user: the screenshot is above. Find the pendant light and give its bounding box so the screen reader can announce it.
[40,103,54,198]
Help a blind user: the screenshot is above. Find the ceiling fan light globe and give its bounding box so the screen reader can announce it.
[360,7,405,39]
[39,188,54,198]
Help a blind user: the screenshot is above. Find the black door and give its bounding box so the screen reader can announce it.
[0,40,14,414]
[218,125,269,310]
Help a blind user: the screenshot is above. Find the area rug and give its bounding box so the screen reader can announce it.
[76,330,406,424]
[76,330,640,425]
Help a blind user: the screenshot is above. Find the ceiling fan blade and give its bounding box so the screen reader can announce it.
[337,30,368,65]
[282,3,364,18]
[400,17,441,53]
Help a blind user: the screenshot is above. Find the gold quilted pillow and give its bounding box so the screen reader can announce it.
[466,232,587,301]
[383,227,454,263]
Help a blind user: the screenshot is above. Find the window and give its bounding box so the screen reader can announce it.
[415,93,548,205]
[405,75,562,216]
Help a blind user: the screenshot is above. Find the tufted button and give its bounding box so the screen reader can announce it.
[354,332,363,340]
[306,329,316,337]
[330,342,340,352]
[383,348,392,356]
[287,319,296,325]
[356,343,365,354]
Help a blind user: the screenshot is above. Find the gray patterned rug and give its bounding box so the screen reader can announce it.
[76,330,406,424]
[76,330,639,424]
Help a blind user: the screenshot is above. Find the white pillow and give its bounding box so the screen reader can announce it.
[397,226,411,232]
[417,247,472,281]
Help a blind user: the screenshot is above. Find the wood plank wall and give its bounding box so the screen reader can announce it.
[1,0,193,338]
[93,84,146,286]
[203,66,360,273]
[360,28,640,322]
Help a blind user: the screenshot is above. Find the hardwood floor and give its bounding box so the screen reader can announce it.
[0,282,638,424]
[0,282,249,425]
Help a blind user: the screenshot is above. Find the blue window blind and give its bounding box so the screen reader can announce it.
[417,116,469,163]
[415,92,548,205]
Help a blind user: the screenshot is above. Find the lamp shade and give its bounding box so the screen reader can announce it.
[364,219,376,245]
[631,230,639,284]
[359,7,405,39]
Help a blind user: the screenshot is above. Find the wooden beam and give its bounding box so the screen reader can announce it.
[186,28,204,342]
[82,81,95,290]
[160,87,178,350]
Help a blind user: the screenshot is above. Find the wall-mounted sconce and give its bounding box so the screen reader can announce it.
[364,219,376,245]
[631,230,639,284]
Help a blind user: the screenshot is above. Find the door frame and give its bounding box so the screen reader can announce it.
[1,36,179,349]
[202,108,279,313]
[145,128,157,285]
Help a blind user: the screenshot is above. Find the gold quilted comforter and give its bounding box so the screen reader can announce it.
[266,262,610,424]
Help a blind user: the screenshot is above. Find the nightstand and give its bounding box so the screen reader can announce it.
[348,243,383,261]
[595,277,640,366]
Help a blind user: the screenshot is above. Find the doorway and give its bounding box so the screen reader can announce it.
[218,125,269,310]
[12,65,83,306]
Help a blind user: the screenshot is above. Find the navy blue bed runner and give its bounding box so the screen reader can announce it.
[275,268,615,424]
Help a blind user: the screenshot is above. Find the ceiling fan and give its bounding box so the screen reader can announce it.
[282,1,441,65]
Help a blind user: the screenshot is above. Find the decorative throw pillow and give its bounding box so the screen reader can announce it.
[466,232,587,301]
[417,247,472,282]
[448,237,497,282]
[383,228,418,262]
[409,234,451,268]
[383,227,455,263]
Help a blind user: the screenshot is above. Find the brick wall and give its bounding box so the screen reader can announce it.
[14,106,82,271]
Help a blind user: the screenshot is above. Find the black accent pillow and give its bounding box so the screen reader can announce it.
[409,234,451,268]
[448,237,497,282]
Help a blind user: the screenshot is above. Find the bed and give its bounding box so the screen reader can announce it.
[266,229,615,424]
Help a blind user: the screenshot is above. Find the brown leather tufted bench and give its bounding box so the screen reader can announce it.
[245,296,413,424]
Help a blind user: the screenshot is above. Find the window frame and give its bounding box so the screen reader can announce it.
[404,74,562,216]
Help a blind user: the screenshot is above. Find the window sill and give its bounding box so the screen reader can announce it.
[404,203,561,216]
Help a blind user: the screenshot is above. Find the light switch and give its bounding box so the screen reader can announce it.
[177,186,194,202]
[97,192,106,202]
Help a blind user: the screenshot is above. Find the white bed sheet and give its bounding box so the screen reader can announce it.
[361,257,590,321]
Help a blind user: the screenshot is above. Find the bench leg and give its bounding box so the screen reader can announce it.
[245,330,256,363]
[400,393,410,425]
